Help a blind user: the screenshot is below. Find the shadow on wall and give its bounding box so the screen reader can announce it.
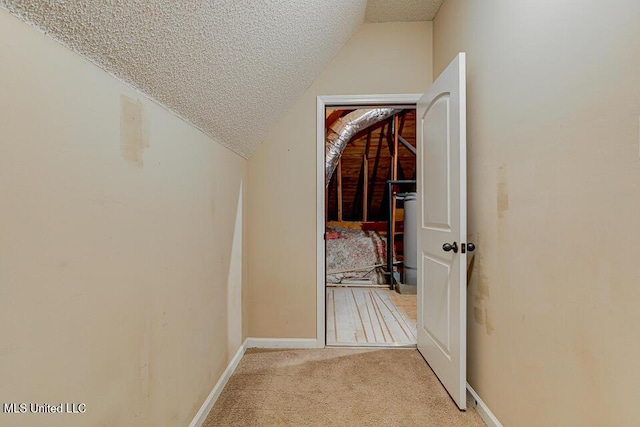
[227,181,243,359]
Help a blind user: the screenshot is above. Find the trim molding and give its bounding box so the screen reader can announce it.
[316,95,326,348]
[246,338,320,349]
[189,339,248,427]
[316,94,422,349]
[467,383,503,427]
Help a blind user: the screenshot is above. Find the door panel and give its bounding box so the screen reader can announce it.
[422,94,451,230]
[416,53,467,410]
[422,254,451,356]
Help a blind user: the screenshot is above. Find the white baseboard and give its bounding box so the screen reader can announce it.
[189,340,495,427]
[467,383,503,427]
[189,337,320,426]
[189,339,248,427]
[246,337,320,349]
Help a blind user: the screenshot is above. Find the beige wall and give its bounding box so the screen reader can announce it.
[0,10,247,427]
[433,1,640,425]
[247,22,433,338]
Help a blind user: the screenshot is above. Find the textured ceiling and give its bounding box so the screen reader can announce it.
[365,0,444,23]
[0,0,437,158]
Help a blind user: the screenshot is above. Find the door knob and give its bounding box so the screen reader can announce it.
[467,243,475,252]
[442,242,458,253]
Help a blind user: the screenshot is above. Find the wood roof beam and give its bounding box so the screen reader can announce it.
[398,135,416,155]
[325,110,346,129]
[368,123,386,215]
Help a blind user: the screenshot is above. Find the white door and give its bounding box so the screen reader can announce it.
[416,53,468,409]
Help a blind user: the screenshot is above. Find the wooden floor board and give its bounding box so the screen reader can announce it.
[326,287,416,347]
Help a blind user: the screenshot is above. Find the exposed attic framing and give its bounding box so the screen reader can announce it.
[326,109,417,223]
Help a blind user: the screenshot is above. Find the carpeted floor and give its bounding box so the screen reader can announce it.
[203,348,485,426]
[388,290,417,323]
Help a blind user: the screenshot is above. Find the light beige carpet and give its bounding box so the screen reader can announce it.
[203,348,485,426]
[387,290,417,323]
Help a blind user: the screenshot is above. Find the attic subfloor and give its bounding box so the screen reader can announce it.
[326,287,417,346]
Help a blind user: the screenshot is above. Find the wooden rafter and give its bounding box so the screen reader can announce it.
[368,123,385,215]
[398,111,406,137]
[325,110,345,129]
[363,154,368,221]
[391,115,399,244]
[351,158,366,219]
[337,158,343,222]
[364,128,372,157]
[363,129,371,222]
[393,115,399,181]
[386,118,394,155]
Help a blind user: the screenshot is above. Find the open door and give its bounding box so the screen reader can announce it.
[416,53,468,409]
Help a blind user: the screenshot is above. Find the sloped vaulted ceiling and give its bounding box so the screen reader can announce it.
[0,0,443,158]
[366,0,444,22]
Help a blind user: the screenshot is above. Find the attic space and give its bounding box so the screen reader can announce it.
[324,106,418,347]
[326,109,417,222]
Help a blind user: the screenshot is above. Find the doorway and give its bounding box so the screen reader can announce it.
[316,94,422,348]
[316,54,468,409]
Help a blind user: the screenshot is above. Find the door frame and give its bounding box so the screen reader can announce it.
[316,93,423,347]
